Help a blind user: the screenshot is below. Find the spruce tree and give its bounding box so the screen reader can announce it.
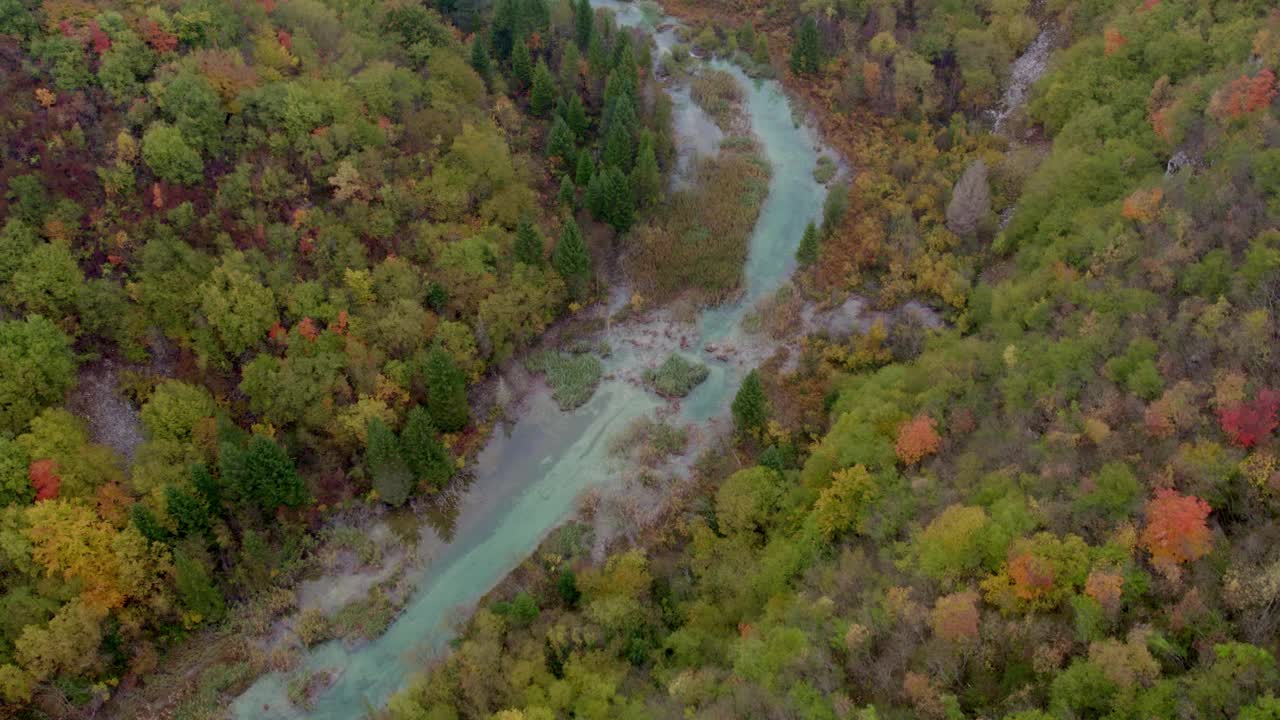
[796,221,819,265]
[553,216,592,300]
[514,220,545,266]
[586,171,606,216]
[790,16,820,75]
[165,485,210,537]
[731,369,768,437]
[560,42,581,93]
[557,174,577,208]
[574,0,594,50]
[546,114,576,166]
[566,92,589,138]
[512,40,533,90]
[575,150,595,187]
[601,166,635,232]
[603,120,635,172]
[632,130,660,208]
[366,417,413,506]
[423,347,470,432]
[222,435,307,511]
[530,59,557,116]
[470,36,492,84]
[401,406,454,490]
[587,33,607,80]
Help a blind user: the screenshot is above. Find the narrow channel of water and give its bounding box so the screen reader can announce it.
[230,2,829,716]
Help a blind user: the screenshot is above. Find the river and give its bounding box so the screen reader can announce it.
[230,2,831,717]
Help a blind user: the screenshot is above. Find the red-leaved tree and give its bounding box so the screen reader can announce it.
[29,459,60,502]
[895,414,941,465]
[1218,389,1280,448]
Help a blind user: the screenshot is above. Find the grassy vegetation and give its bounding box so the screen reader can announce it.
[525,351,604,410]
[689,69,744,131]
[643,353,711,398]
[625,143,770,305]
[813,156,836,184]
[607,416,690,467]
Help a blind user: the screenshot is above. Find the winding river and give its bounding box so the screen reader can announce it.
[230,2,832,717]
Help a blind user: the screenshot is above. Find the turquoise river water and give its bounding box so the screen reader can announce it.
[230,2,831,716]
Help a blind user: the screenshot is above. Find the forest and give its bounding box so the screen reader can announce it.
[2,0,1280,717]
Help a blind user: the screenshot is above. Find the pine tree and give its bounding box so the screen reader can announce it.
[165,485,210,537]
[515,220,545,266]
[546,114,576,167]
[221,435,307,511]
[790,16,820,75]
[423,347,470,432]
[553,216,592,300]
[530,59,557,116]
[601,166,635,231]
[401,406,454,490]
[558,174,577,209]
[587,33,607,80]
[560,42,581,93]
[566,92,589,138]
[732,369,768,437]
[586,171,606,215]
[574,0,594,50]
[512,40,533,90]
[632,129,660,208]
[753,35,770,65]
[796,221,819,265]
[366,418,413,506]
[470,36,492,85]
[575,151,595,187]
[490,0,516,59]
[603,120,635,171]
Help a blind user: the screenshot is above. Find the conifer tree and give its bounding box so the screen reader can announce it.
[575,0,594,50]
[603,120,635,171]
[558,174,577,208]
[632,130,660,208]
[512,40,533,89]
[790,16,820,75]
[553,216,592,300]
[423,347,470,432]
[560,42,581,93]
[515,220,545,266]
[796,221,819,265]
[576,152,595,187]
[732,369,768,437]
[546,115,576,166]
[221,435,307,512]
[401,406,453,490]
[587,33,607,80]
[566,92,589,138]
[366,417,413,506]
[530,59,557,115]
[601,166,635,231]
[470,36,492,85]
[586,171,606,215]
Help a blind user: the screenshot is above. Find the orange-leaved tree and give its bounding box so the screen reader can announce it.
[1141,489,1212,579]
[896,414,941,465]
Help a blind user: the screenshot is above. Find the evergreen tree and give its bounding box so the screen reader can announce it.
[731,369,768,436]
[423,347,470,432]
[165,485,210,537]
[603,119,635,171]
[566,92,589,138]
[512,40,533,90]
[558,174,577,208]
[796,221,819,265]
[553,216,592,300]
[586,171,606,217]
[490,0,517,59]
[366,417,413,506]
[221,435,307,511]
[753,35,770,65]
[546,114,576,166]
[515,220,545,266]
[574,0,594,50]
[401,406,454,490]
[189,462,224,516]
[575,151,595,187]
[530,59,557,116]
[601,166,635,231]
[560,42,581,94]
[632,130,660,208]
[470,36,492,84]
[131,504,169,543]
[790,16,820,75]
[587,32,607,80]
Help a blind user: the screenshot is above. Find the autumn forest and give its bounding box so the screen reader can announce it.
[2,0,1280,717]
